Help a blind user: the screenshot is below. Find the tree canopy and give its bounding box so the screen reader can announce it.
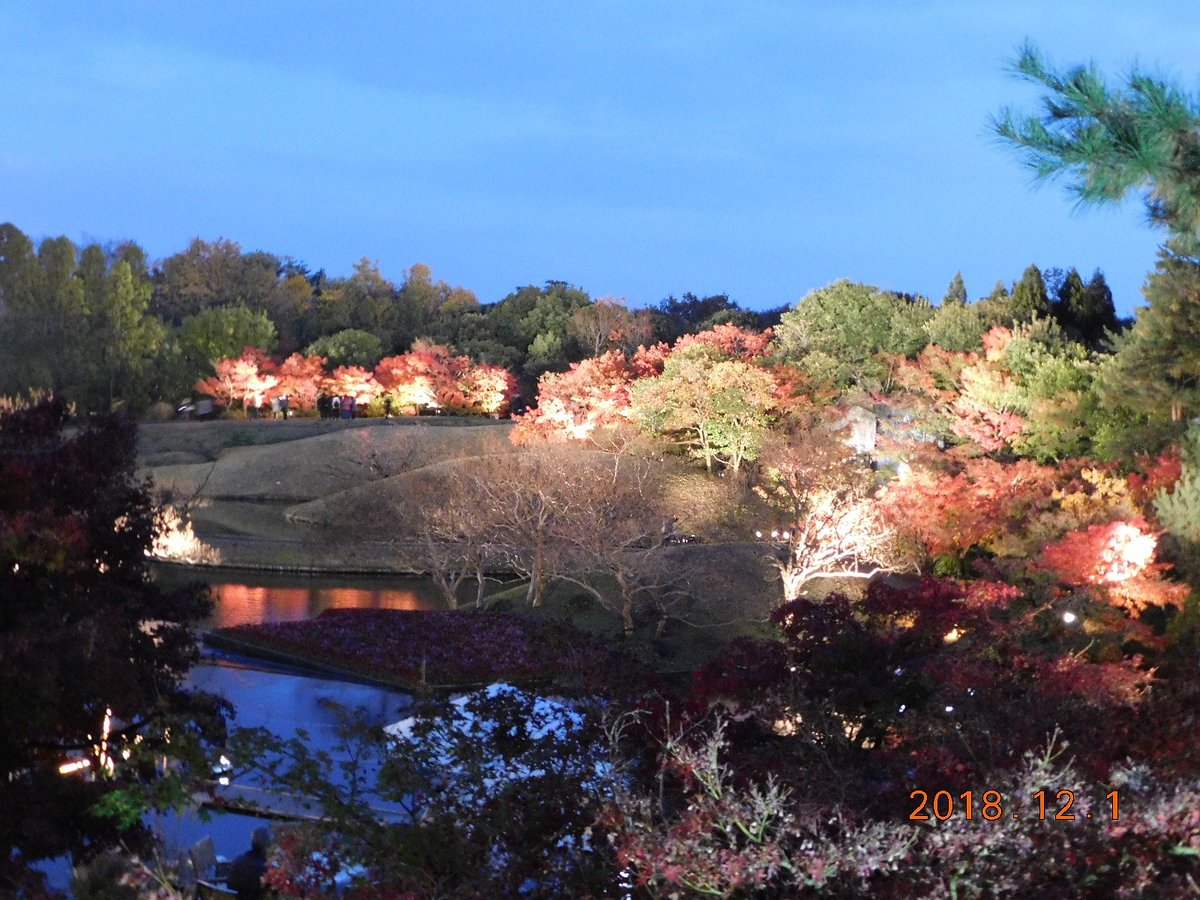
[996,42,1200,250]
[0,400,216,890]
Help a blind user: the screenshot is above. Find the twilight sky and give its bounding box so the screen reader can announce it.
[3,2,1198,317]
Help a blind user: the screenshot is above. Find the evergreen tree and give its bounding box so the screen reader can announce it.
[1010,264,1051,322]
[1075,270,1122,347]
[996,43,1200,251]
[1052,267,1085,319]
[942,271,967,306]
[1098,248,1200,428]
[90,260,164,411]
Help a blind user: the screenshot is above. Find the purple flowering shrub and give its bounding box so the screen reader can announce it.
[217,608,622,689]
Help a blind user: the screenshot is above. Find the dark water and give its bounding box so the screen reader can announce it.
[34,572,439,892]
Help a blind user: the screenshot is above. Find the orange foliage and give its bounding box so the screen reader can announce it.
[1127,448,1183,507]
[323,365,380,403]
[198,343,516,417]
[877,457,1058,559]
[673,323,773,361]
[195,347,278,407]
[374,343,515,415]
[1035,518,1188,613]
[512,350,634,443]
[629,342,669,378]
[275,352,326,410]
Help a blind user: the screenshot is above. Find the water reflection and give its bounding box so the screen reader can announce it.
[207,580,447,628]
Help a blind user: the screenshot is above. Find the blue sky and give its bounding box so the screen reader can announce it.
[3,2,1198,317]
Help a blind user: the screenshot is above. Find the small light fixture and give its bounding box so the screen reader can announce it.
[1062,611,1077,624]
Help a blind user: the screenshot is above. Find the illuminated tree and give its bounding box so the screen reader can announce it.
[274,351,326,411]
[459,362,517,417]
[195,346,278,409]
[374,349,440,412]
[374,342,514,416]
[876,457,1060,565]
[757,429,905,601]
[631,348,777,474]
[672,322,773,361]
[322,365,379,404]
[513,350,635,443]
[1035,518,1188,614]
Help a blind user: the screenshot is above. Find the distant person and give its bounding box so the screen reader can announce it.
[383,396,393,418]
[280,395,289,419]
[270,397,281,419]
[226,825,272,899]
[331,395,341,418]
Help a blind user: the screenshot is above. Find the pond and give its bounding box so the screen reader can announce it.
[38,657,416,894]
[152,566,454,628]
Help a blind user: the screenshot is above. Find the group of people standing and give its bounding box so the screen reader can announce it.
[246,395,289,420]
[316,393,364,419]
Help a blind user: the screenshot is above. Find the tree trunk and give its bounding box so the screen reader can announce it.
[473,566,487,608]
[525,553,545,607]
[622,595,635,639]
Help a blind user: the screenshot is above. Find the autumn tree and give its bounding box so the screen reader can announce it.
[195,346,278,409]
[323,365,380,405]
[513,350,635,443]
[631,346,777,475]
[568,298,640,357]
[1035,517,1188,614]
[672,322,773,361]
[756,428,905,601]
[274,352,327,411]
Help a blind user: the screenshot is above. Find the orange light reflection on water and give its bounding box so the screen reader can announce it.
[211,583,440,629]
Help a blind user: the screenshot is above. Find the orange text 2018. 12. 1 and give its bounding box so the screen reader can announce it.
[909,789,1120,821]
